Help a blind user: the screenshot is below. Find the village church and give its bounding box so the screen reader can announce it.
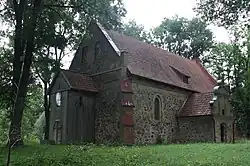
[48,21,235,145]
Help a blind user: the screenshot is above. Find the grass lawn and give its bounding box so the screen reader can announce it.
[1,142,250,166]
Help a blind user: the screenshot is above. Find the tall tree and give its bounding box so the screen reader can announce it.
[206,26,250,136]
[152,16,214,60]
[195,0,250,27]
[120,20,151,43]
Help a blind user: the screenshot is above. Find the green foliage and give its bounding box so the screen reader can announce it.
[22,84,43,141]
[1,143,250,165]
[195,0,250,27]
[120,20,152,43]
[206,26,250,136]
[0,84,43,144]
[0,47,12,108]
[152,16,214,60]
[0,109,9,144]
[33,111,45,140]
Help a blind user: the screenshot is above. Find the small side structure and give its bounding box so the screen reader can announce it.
[48,70,99,144]
[177,81,234,143]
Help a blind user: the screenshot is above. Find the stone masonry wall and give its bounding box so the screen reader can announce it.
[69,22,123,144]
[132,77,188,144]
[93,70,122,144]
[214,116,234,143]
[176,116,214,143]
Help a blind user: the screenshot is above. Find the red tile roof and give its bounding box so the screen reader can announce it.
[106,30,216,93]
[62,70,99,92]
[179,92,213,117]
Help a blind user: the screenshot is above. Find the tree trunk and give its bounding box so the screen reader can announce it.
[11,0,26,119]
[9,84,27,146]
[9,0,43,147]
[44,83,50,140]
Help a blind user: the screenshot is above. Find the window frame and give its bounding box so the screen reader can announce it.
[94,41,101,58]
[153,95,162,121]
[81,46,88,63]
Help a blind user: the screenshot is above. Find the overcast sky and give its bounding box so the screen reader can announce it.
[123,0,230,43]
[61,0,230,68]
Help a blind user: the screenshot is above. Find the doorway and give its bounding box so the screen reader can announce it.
[220,123,227,142]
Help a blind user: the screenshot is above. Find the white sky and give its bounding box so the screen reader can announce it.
[0,1,231,69]
[62,0,230,68]
[123,0,230,43]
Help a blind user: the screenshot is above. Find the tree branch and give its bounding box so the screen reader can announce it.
[44,6,64,21]
[43,2,85,9]
[34,65,46,84]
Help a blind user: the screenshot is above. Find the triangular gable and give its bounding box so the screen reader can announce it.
[47,70,71,95]
[95,21,121,56]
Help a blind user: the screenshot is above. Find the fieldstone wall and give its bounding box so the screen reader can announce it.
[93,70,122,144]
[176,116,214,143]
[214,116,234,143]
[132,77,188,144]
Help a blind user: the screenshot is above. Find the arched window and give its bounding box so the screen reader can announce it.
[94,41,101,58]
[154,96,161,120]
[81,46,88,63]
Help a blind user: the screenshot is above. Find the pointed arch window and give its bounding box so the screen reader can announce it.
[94,41,101,59]
[154,96,161,120]
[81,46,88,63]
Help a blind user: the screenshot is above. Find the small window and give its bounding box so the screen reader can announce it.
[154,96,161,120]
[81,46,88,63]
[79,96,82,106]
[183,76,189,84]
[56,92,61,107]
[222,109,225,115]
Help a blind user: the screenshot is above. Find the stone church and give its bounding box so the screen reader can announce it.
[48,21,235,145]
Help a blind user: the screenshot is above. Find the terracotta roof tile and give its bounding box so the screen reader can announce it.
[62,70,99,92]
[179,92,213,117]
[106,30,216,93]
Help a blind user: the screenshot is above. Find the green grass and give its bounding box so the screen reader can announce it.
[1,142,250,166]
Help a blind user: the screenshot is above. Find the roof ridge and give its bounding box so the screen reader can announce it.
[105,28,216,92]
[107,29,200,64]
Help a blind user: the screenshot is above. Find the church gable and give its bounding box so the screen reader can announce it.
[69,21,122,74]
[50,72,71,95]
[210,83,232,116]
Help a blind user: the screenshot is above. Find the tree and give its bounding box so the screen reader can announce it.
[152,16,214,60]
[206,26,250,136]
[195,0,250,27]
[0,0,126,146]
[120,20,151,43]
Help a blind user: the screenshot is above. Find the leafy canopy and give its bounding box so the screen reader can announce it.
[152,16,214,60]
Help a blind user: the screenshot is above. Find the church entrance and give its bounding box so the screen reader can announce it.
[220,123,227,142]
[53,120,62,144]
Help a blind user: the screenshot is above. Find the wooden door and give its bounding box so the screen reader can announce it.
[77,95,95,143]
